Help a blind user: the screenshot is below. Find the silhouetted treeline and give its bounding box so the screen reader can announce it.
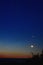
[32,50,43,59]
[0,50,43,65]
[26,50,43,65]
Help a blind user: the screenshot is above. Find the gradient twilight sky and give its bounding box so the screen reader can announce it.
[0,0,43,58]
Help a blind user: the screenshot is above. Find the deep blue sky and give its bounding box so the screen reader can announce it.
[0,0,43,55]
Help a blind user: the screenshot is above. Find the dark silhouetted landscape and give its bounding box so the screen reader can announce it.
[0,50,43,65]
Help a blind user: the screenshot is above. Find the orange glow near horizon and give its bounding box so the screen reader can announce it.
[0,52,32,58]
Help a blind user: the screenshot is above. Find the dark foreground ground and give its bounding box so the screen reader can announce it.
[0,58,43,65]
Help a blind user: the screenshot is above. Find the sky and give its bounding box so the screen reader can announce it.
[0,0,43,58]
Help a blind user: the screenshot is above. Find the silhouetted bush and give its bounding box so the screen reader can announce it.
[40,50,43,59]
[32,50,43,60]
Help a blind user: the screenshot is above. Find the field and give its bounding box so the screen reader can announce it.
[0,58,43,65]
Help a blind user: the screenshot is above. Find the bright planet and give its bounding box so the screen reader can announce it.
[30,45,34,48]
